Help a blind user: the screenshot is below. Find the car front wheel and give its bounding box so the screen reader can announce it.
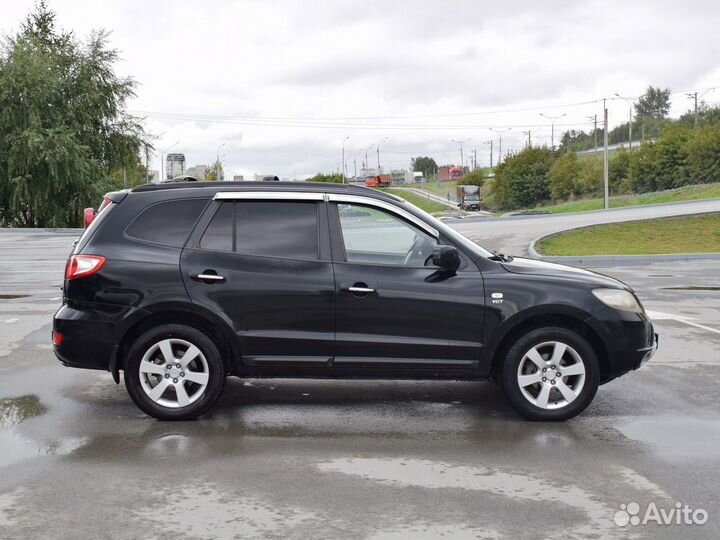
[501,327,599,421]
[124,324,225,420]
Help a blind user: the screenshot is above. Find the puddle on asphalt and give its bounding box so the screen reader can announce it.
[0,394,85,468]
[660,286,720,291]
[0,294,29,300]
[617,415,720,460]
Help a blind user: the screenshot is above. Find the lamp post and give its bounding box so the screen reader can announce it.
[160,141,179,181]
[376,137,389,174]
[341,136,350,183]
[216,143,226,181]
[451,138,470,170]
[614,94,634,149]
[539,113,566,150]
[489,128,511,165]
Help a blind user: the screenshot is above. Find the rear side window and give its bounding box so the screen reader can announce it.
[126,198,208,247]
[199,201,318,260]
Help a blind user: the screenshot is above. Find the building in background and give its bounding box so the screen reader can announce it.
[233,175,244,181]
[185,165,207,180]
[166,153,185,180]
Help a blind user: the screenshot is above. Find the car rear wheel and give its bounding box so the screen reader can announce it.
[501,327,599,421]
[124,324,225,420]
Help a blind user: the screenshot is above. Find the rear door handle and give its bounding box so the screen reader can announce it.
[191,272,226,283]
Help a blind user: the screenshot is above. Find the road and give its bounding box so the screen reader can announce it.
[449,198,720,255]
[0,223,719,539]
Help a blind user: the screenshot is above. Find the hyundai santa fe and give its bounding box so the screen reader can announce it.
[53,181,657,421]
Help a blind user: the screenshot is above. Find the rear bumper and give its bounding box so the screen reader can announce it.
[53,302,136,371]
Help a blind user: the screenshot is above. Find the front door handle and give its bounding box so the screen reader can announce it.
[348,286,375,294]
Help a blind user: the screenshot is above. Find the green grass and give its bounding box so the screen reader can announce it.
[382,188,448,213]
[536,213,720,255]
[534,183,720,214]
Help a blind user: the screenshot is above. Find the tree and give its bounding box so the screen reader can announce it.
[460,169,484,187]
[635,86,671,119]
[307,173,343,183]
[410,156,438,176]
[491,147,554,210]
[0,2,147,227]
[205,160,223,181]
[548,152,582,200]
[687,124,720,183]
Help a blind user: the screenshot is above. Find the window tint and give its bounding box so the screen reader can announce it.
[199,201,319,260]
[337,203,437,266]
[126,198,207,247]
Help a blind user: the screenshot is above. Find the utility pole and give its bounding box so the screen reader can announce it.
[539,113,566,150]
[473,149,477,170]
[587,115,598,153]
[451,138,470,170]
[614,94,634,149]
[603,99,609,210]
[686,92,698,126]
[522,129,532,148]
[353,156,357,182]
[341,136,349,183]
[144,143,150,183]
[484,140,493,169]
[489,128,511,165]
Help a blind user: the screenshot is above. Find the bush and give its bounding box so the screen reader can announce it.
[609,149,631,193]
[461,169,484,187]
[686,124,720,184]
[577,157,603,196]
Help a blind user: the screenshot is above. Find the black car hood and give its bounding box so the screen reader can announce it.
[500,257,629,289]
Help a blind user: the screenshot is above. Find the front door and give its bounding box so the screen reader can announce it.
[329,198,485,370]
[181,195,335,367]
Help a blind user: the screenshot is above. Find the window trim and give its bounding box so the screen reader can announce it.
[214,191,324,201]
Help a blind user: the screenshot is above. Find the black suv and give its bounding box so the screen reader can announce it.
[53,182,657,421]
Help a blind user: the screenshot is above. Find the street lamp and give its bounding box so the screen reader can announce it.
[376,137,389,174]
[614,94,634,149]
[160,141,179,181]
[451,138,470,170]
[216,143,226,181]
[539,113,566,150]
[489,128,511,165]
[341,136,350,183]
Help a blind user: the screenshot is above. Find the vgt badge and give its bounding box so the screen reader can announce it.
[491,292,504,304]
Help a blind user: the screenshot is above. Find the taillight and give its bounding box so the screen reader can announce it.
[52,331,63,346]
[65,255,106,280]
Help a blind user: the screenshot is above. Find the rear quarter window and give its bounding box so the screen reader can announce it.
[125,198,209,248]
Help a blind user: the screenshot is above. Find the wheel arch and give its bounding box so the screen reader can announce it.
[112,302,239,382]
[486,308,610,382]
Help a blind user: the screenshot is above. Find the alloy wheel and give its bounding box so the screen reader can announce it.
[138,338,210,408]
[516,340,586,410]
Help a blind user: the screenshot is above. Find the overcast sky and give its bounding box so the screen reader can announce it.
[2,0,720,179]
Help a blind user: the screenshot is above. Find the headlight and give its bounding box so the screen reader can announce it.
[592,288,644,313]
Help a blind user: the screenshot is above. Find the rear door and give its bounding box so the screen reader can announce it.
[181,192,335,368]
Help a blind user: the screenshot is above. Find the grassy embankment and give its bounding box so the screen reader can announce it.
[536,213,720,256]
[382,188,448,213]
[533,183,720,214]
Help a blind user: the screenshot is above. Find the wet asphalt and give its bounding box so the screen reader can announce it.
[0,229,719,540]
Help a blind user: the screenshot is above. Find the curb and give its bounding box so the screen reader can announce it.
[528,234,720,266]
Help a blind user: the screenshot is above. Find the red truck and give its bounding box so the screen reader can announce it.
[438,166,464,182]
[365,175,392,188]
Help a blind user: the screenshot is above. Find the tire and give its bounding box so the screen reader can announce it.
[124,324,226,420]
[500,326,599,421]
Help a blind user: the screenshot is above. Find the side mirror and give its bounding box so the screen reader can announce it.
[431,245,460,271]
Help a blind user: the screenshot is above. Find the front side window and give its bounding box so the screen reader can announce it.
[337,203,437,266]
[199,201,318,260]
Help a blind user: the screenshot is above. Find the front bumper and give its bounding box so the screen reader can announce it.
[586,307,658,381]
